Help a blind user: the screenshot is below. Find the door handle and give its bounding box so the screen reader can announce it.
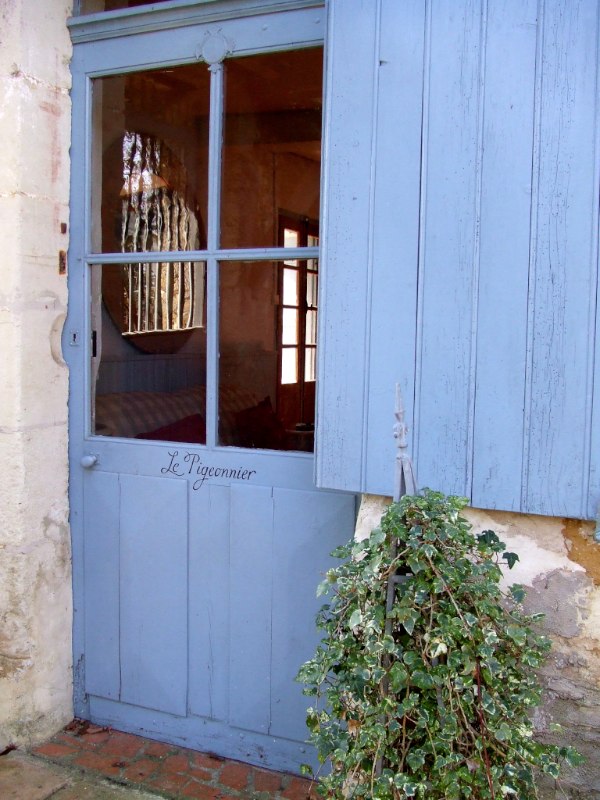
[81,454,98,469]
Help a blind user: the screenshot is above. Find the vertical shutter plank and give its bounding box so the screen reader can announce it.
[414,0,483,496]
[364,0,425,495]
[471,0,538,511]
[316,0,379,492]
[526,0,600,517]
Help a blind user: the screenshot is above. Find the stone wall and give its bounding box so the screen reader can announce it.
[1,1,600,794]
[0,0,73,748]
[356,496,600,799]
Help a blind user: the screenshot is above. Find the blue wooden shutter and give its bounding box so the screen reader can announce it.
[316,0,425,496]
[317,0,600,520]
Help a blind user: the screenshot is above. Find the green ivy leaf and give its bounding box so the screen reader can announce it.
[509,584,526,603]
[506,625,527,647]
[494,722,512,742]
[349,609,363,628]
[503,551,520,569]
[478,529,501,547]
[411,670,434,689]
[406,750,426,771]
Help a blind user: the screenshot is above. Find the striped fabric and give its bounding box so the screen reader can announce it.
[95,385,261,443]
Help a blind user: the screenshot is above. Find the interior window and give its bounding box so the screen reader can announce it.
[277,215,318,444]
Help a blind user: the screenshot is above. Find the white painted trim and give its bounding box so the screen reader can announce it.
[69,0,324,43]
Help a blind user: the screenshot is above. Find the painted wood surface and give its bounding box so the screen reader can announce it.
[414,0,483,497]
[119,474,189,716]
[81,465,353,769]
[270,487,356,741]
[364,0,425,495]
[525,0,600,517]
[318,0,600,520]
[68,3,358,776]
[83,471,120,700]
[228,485,274,734]
[471,0,537,511]
[316,0,379,491]
[188,484,231,723]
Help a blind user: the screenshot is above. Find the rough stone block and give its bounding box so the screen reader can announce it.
[0,0,72,91]
[0,752,67,800]
[0,79,71,200]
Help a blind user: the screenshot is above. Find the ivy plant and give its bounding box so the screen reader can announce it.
[298,490,582,799]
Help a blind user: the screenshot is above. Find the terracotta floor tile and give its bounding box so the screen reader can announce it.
[281,776,316,800]
[161,752,191,773]
[253,767,284,793]
[32,742,76,759]
[52,732,103,752]
[31,722,320,800]
[218,762,251,791]
[97,731,145,759]
[122,757,159,782]
[72,750,124,777]
[188,765,213,783]
[78,730,113,746]
[181,781,224,799]
[145,770,191,793]
[143,740,176,758]
[191,752,224,772]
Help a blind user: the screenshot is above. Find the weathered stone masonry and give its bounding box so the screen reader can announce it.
[0,0,73,748]
[1,3,600,799]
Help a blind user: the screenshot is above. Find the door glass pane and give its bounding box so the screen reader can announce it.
[220,48,323,249]
[92,65,210,253]
[282,268,298,306]
[305,347,316,382]
[307,271,318,308]
[92,263,207,444]
[282,308,298,345]
[281,348,297,385]
[306,309,317,346]
[219,260,314,452]
[284,228,299,250]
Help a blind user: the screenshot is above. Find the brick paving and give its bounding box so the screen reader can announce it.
[28,720,319,800]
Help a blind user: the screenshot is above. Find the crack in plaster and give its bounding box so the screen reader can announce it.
[0,420,67,434]
[8,65,70,96]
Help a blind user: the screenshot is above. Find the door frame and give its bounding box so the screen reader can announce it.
[65,0,329,728]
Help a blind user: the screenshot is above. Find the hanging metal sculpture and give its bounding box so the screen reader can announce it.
[120,131,204,335]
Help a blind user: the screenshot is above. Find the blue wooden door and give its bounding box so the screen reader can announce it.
[67,3,355,773]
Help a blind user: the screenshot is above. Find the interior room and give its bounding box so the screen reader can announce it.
[92,46,323,451]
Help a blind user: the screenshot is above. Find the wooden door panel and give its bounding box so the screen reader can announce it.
[84,471,120,701]
[119,474,188,716]
[270,488,355,741]
[228,485,274,734]
[189,484,231,723]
